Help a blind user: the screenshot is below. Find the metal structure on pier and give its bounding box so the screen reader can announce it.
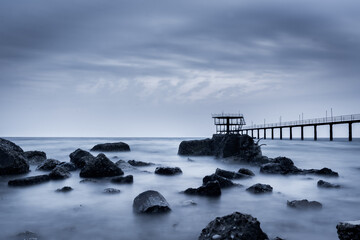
[212,113,246,134]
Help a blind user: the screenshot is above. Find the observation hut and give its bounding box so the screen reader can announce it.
[212,113,246,134]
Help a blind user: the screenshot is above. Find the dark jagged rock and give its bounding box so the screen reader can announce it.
[16,230,40,240]
[304,167,339,177]
[80,153,123,178]
[49,166,71,180]
[36,159,61,171]
[178,138,214,156]
[260,157,301,175]
[184,181,221,197]
[203,174,235,188]
[111,175,133,184]
[8,174,50,186]
[215,168,250,179]
[91,142,130,152]
[56,186,73,192]
[0,138,29,175]
[133,190,171,213]
[238,168,255,176]
[58,162,77,171]
[155,166,182,175]
[287,199,322,210]
[128,160,154,166]
[336,220,360,240]
[104,188,121,194]
[246,183,273,194]
[69,148,95,169]
[317,180,340,188]
[199,212,269,240]
[24,150,47,164]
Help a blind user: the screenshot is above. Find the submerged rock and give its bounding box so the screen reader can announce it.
[24,150,47,164]
[80,153,123,178]
[287,199,322,210]
[111,175,133,184]
[36,159,61,171]
[58,162,77,171]
[155,167,182,175]
[8,175,50,186]
[238,168,255,176]
[304,167,339,177]
[79,179,97,183]
[15,230,40,240]
[246,183,273,194]
[215,168,250,179]
[203,173,235,188]
[198,212,269,240]
[56,186,73,192]
[91,142,130,152]
[69,148,94,169]
[0,138,29,175]
[49,166,71,180]
[133,190,171,213]
[184,181,221,197]
[317,180,340,188]
[128,160,154,166]
[104,188,121,194]
[336,220,360,240]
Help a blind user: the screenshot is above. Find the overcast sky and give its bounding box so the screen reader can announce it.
[0,0,359,137]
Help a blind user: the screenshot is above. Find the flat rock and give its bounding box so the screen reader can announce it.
[49,166,71,180]
[155,167,182,175]
[238,168,255,176]
[91,142,130,152]
[24,150,47,164]
[0,138,29,175]
[133,190,171,213]
[36,159,61,171]
[287,199,322,210]
[56,186,73,192]
[317,180,340,188]
[69,148,95,169]
[104,188,121,194]
[246,183,273,194]
[184,181,221,197]
[203,173,235,188]
[8,174,50,186]
[79,179,98,183]
[128,160,153,166]
[337,220,360,240]
[215,168,250,179]
[111,175,133,184]
[304,167,339,177]
[199,211,269,240]
[80,153,123,178]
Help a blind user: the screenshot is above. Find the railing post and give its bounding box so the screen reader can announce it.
[349,123,352,141]
[290,127,292,140]
[280,127,283,140]
[314,125,317,141]
[330,124,333,141]
[301,126,304,140]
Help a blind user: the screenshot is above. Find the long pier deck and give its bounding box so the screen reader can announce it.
[241,114,360,141]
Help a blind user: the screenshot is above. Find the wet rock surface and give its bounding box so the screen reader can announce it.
[287,199,322,210]
[317,180,340,188]
[80,153,123,178]
[8,175,50,186]
[203,173,235,188]
[184,180,221,197]
[246,183,273,194]
[155,166,182,175]
[336,220,360,240]
[49,166,71,180]
[198,211,269,240]
[24,151,47,164]
[111,175,133,184]
[0,138,29,175]
[69,149,95,169]
[104,188,121,194]
[56,186,73,192]
[36,159,61,171]
[128,160,153,166]
[91,142,130,152]
[133,190,171,213]
[215,168,250,179]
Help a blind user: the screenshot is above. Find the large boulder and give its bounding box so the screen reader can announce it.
[178,138,214,156]
[80,153,123,178]
[184,181,221,197]
[133,190,171,213]
[198,212,269,240]
[246,183,273,194]
[287,199,322,210]
[0,138,29,175]
[8,174,50,186]
[203,174,235,188]
[260,157,301,175]
[69,148,95,169]
[215,168,250,179]
[23,151,47,164]
[155,166,182,175]
[91,142,130,152]
[49,166,71,180]
[36,159,61,171]
[336,220,360,240]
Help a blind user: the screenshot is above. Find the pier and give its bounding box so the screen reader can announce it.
[241,114,360,141]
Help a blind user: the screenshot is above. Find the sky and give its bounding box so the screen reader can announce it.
[0,0,359,137]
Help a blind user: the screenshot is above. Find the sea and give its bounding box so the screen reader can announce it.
[0,137,359,240]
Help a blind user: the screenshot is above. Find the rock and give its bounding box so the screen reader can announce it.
[287,199,322,210]
[49,166,71,180]
[238,168,255,176]
[69,148,95,169]
[91,142,130,152]
[79,179,97,183]
[111,175,133,184]
[198,211,269,240]
[215,168,250,179]
[317,180,340,188]
[181,200,197,206]
[56,186,73,192]
[36,159,61,171]
[58,162,77,171]
[8,174,50,186]
[305,167,339,177]
[133,190,171,213]
[128,160,153,166]
[246,183,273,194]
[184,181,221,197]
[15,230,40,240]
[178,138,214,156]
[155,167,182,175]
[79,153,123,178]
[203,174,235,188]
[104,188,121,194]
[336,220,360,240]
[0,138,29,175]
[260,157,301,175]
[24,150,47,164]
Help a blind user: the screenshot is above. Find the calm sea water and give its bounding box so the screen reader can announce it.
[0,137,359,240]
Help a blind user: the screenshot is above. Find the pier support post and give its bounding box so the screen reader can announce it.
[290,127,293,140]
[246,130,248,135]
[301,126,304,140]
[251,130,254,138]
[280,128,283,140]
[264,129,266,139]
[314,125,317,141]
[330,124,333,141]
[257,129,260,139]
[349,123,352,141]
[271,128,274,139]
